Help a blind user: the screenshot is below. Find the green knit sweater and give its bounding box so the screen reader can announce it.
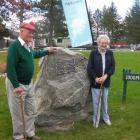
[6,39,49,88]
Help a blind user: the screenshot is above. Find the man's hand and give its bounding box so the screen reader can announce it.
[14,87,24,95]
[47,47,57,54]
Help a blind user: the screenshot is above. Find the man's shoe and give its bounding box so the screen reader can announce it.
[28,136,42,140]
[104,119,112,126]
[14,138,26,140]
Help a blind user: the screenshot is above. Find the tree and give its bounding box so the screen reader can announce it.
[100,2,121,41]
[0,17,10,48]
[34,0,68,46]
[125,0,140,43]
[0,0,32,22]
[34,19,49,46]
[0,17,10,39]
[0,0,17,20]
[93,8,102,38]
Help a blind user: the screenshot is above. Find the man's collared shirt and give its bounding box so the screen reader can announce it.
[18,36,31,52]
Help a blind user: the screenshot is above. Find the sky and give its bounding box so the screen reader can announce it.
[86,0,134,18]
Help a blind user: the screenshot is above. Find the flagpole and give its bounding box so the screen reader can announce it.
[85,0,94,47]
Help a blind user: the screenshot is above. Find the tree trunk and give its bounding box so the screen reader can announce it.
[48,0,54,46]
[20,0,24,23]
[0,38,5,49]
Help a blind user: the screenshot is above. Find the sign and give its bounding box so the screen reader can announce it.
[55,58,76,76]
[122,69,140,103]
[125,74,140,81]
[62,0,93,47]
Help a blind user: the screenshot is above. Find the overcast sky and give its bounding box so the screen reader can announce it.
[86,0,134,18]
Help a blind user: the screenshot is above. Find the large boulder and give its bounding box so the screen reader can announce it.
[34,48,92,130]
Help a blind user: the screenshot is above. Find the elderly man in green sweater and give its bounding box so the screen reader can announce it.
[6,22,57,140]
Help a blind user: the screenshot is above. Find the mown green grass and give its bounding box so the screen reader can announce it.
[0,51,140,140]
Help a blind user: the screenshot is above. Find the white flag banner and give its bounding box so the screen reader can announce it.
[62,0,93,47]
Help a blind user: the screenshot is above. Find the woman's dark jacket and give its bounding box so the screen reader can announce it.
[87,49,115,88]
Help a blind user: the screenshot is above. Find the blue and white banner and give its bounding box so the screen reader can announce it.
[62,0,93,47]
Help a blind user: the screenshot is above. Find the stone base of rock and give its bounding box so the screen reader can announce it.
[34,48,92,130]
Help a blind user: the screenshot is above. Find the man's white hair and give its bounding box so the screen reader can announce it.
[97,34,110,44]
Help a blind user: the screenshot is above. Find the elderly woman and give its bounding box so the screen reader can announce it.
[87,35,115,128]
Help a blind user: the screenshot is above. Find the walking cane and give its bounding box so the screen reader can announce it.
[94,83,103,128]
[19,95,26,140]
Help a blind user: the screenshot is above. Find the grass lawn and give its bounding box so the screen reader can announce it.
[0,51,140,140]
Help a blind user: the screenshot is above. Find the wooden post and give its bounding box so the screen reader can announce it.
[122,69,131,103]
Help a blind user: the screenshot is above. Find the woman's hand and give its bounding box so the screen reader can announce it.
[99,74,108,84]
[95,74,108,84]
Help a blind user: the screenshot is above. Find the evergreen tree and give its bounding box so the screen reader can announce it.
[100,2,121,41]
[93,8,102,38]
[125,0,140,43]
[35,0,68,46]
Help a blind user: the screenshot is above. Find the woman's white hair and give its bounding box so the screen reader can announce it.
[97,34,110,44]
